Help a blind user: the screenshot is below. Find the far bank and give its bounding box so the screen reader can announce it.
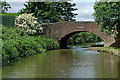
[88,47,120,56]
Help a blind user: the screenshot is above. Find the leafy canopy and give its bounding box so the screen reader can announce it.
[20,2,78,22]
[93,1,120,34]
[0,1,11,13]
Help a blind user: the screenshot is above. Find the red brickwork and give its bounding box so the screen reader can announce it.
[42,21,119,48]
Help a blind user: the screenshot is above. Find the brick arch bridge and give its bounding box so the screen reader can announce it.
[42,21,120,49]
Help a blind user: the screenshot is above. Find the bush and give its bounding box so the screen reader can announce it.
[14,13,43,35]
[2,40,20,64]
[34,36,59,50]
[2,25,59,65]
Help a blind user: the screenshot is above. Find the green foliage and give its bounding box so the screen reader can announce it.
[20,2,78,22]
[67,32,103,45]
[2,40,20,64]
[93,1,120,34]
[34,36,59,50]
[2,25,59,65]
[14,13,43,35]
[0,13,21,27]
[0,1,11,13]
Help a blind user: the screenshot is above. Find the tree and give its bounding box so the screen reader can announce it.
[20,2,77,22]
[0,1,11,13]
[93,1,120,34]
[52,2,78,21]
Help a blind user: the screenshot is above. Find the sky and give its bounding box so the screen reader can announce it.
[3,0,96,21]
[71,2,95,21]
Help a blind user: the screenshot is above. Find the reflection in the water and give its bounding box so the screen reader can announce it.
[2,46,118,78]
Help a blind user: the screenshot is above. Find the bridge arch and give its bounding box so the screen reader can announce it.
[42,21,118,48]
[59,30,105,48]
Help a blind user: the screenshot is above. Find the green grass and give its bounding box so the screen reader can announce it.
[1,25,59,65]
[97,47,120,56]
[0,13,21,16]
[99,47,120,50]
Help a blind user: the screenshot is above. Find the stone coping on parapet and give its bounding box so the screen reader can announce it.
[42,21,95,25]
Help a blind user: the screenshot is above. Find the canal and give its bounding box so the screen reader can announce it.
[2,45,119,78]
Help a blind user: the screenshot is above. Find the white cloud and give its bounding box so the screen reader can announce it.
[3,0,95,2]
[7,2,25,13]
[72,2,95,21]
[1,0,27,2]
[75,18,94,21]
[70,0,95,2]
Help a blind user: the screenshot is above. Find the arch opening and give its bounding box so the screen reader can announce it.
[59,31,104,49]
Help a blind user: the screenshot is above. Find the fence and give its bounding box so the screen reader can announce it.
[0,15,15,27]
[0,15,52,27]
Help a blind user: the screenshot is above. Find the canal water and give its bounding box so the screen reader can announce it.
[2,45,119,78]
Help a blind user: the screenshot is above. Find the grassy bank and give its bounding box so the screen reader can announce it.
[1,26,59,65]
[88,47,120,56]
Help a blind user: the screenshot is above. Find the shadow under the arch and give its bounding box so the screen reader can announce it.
[59,31,104,49]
